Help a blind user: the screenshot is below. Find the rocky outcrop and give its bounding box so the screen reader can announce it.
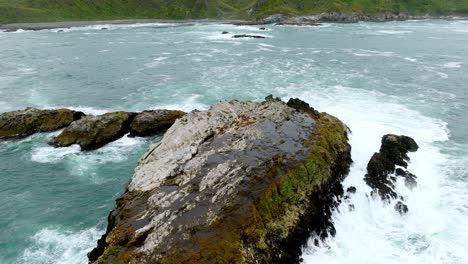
[50,112,136,151]
[364,134,418,212]
[233,34,265,39]
[1,107,185,150]
[129,110,185,137]
[231,12,459,26]
[0,107,84,139]
[89,97,352,264]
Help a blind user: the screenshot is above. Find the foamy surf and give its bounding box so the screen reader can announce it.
[443,62,462,68]
[64,135,147,180]
[295,86,467,263]
[18,227,102,264]
[49,22,181,33]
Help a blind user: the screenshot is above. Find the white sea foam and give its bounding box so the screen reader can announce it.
[64,135,147,182]
[443,62,462,68]
[19,227,102,264]
[150,94,210,112]
[30,134,147,184]
[50,22,180,33]
[376,30,413,34]
[40,106,109,116]
[144,57,169,68]
[350,49,396,57]
[404,57,418,62]
[31,145,81,163]
[292,85,467,263]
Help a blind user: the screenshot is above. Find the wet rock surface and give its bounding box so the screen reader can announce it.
[50,112,136,151]
[394,201,409,214]
[0,107,84,139]
[364,134,418,213]
[1,107,185,150]
[89,97,352,264]
[129,110,185,137]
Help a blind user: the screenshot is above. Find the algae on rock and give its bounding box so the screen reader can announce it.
[0,107,84,139]
[89,97,352,264]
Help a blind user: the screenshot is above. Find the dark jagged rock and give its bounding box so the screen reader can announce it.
[0,107,84,139]
[364,134,419,201]
[222,31,229,34]
[395,168,418,189]
[89,98,352,264]
[259,27,267,30]
[347,186,357,194]
[129,110,185,137]
[265,94,281,102]
[394,201,408,214]
[232,34,265,39]
[50,112,136,151]
[286,97,320,117]
[276,22,322,26]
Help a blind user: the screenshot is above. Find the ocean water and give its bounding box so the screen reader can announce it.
[0,20,467,263]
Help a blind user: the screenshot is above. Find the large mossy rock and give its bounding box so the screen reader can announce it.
[89,98,352,264]
[50,112,136,151]
[364,134,419,201]
[0,107,84,139]
[129,110,185,137]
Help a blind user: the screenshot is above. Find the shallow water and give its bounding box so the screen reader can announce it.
[0,20,467,263]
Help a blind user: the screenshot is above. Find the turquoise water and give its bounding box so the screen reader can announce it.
[0,20,467,263]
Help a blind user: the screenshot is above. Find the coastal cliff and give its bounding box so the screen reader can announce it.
[89,97,352,263]
[0,0,467,24]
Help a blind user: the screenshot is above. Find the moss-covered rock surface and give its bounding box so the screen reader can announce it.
[0,107,84,139]
[89,97,352,264]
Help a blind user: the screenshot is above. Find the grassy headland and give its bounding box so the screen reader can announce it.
[0,0,467,24]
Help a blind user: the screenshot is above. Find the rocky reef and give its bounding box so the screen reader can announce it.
[0,107,84,139]
[0,108,184,150]
[89,97,352,264]
[50,112,137,151]
[364,134,418,213]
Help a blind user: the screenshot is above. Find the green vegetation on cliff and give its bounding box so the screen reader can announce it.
[1,0,467,23]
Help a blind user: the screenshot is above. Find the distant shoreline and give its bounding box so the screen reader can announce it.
[0,19,247,31]
[0,15,467,32]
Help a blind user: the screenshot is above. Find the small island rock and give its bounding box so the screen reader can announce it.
[89,98,352,264]
[364,134,419,201]
[50,112,136,151]
[0,107,84,139]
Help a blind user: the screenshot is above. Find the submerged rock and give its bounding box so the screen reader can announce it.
[129,110,185,137]
[50,112,136,151]
[394,201,409,214]
[89,97,352,263]
[0,108,84,139]
[364,134,418,201]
